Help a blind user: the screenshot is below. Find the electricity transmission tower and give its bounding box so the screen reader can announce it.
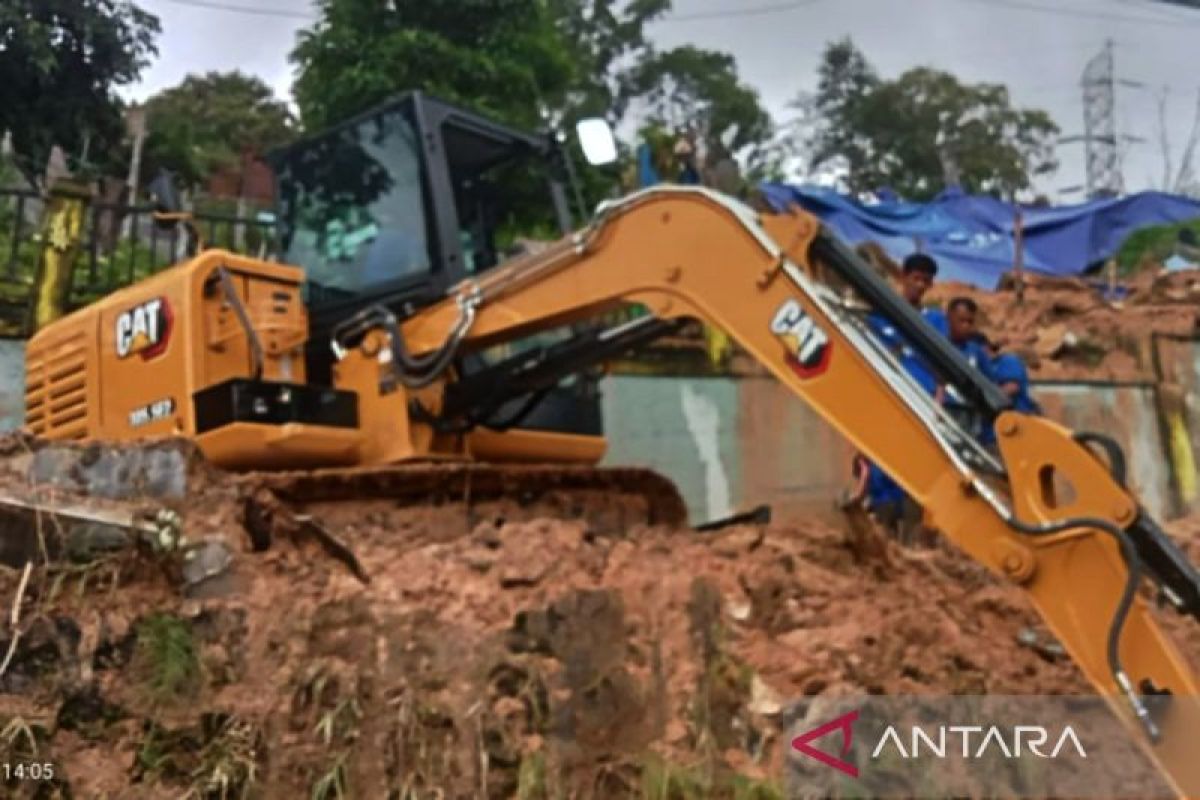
[1060,40,1144,198]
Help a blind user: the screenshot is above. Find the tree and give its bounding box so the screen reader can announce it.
[802,37,879,183]
[141,71,297,190]
[289,1,773,213]
[292,0,568,132]
[0,0,160,187]
[800,39,1059,200]
[622,45,773,172]
[290,1,732,219]
[291,0,672,132]
[548,0,670,125]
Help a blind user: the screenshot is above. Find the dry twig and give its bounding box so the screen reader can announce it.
[0,561,34,677]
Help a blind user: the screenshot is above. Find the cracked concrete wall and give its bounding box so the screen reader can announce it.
[602,375,1176,525]
[0,341,1179,523]
[0,340,23,431]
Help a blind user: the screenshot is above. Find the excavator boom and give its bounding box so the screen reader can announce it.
[387,186,1200,797]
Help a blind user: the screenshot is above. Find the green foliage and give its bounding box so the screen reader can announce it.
[641,756,709,800]
[287,0,772,218]
[804,38,1059,200]
[802,37,880,182]
[639,756,783,800]
[141,71,297,190]
[516,751,547,800]
[0,226,41,285]
[1116,218,1200,272]
[310,752,349,800]
[291,0,672,132]
[623,46,772,167]
[135,613,201,703]
[292,0,574,132]
[730,775,785,800]
[0,0,160,187]
[70,237,162,305]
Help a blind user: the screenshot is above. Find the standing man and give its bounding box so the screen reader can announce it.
[859,252,947,546]
[867,253,947,395]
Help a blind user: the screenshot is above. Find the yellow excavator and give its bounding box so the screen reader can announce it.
[22,92,1200,796]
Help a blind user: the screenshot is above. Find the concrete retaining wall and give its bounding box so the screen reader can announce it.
[0,333,1189,525]
[0,340,24,432]
[602,375,1177,525]
[600,375,853,526]
[1033,382,1172,519]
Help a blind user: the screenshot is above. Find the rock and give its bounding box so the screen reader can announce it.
[747,674,783,716]
[181,538,233,595]
[66,523,130,563]
[726,598,752,622]
[711,526,764,558]
[494,522,581,588]
[470,521,502,548]
[1034,323,1070,358]
[461,546,498,573]
[498,559,550,588]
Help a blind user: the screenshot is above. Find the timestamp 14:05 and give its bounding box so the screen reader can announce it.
[3,762,55,781]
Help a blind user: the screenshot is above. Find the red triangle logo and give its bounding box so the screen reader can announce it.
[790,709,860,778]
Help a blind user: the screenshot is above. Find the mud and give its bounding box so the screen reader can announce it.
[630,267,1200,383]
[924,274,1200,382]
[1,450,1196,799]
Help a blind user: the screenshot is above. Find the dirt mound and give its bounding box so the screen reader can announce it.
[926,272,1200,382]
[0,462,1196,797]
[620,266,1200,382]
[920,267,1200,383]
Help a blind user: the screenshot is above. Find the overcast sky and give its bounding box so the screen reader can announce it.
[125,0,1200,197]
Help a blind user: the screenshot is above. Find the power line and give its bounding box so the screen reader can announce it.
[660,0,820,22]
[1120,0,1199,19]
[958,0,1200,28]
[155,0,314,20]
[154,0,819,24]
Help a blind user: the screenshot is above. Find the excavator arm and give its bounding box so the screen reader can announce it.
[379,186,1200,796]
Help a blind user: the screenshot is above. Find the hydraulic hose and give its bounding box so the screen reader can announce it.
[330,286,480,390]
[379,300,475,389]
[1002,511,1159,741]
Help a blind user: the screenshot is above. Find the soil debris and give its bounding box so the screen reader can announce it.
[0,455,1196,797]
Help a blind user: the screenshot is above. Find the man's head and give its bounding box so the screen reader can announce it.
[900,253,938,306]
[947,296,979,344]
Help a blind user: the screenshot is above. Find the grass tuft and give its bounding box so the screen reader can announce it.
[135,613,201,703]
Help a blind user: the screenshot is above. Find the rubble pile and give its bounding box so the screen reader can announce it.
[926,269,1200,382]
[0,442,1195,797]
[622,265,1200,382]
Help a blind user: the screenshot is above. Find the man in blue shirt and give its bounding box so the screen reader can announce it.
[945,297,992,376]
[975,334,1042,415]
[940,296,998,444]
[866,253,946,395]
[860,253,946,545]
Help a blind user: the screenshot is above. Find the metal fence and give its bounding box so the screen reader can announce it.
[0,187,276,333]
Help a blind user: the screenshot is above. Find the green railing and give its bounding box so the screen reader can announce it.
[0,185,276,336]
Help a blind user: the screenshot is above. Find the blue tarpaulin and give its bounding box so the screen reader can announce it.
[759,183,1200,288]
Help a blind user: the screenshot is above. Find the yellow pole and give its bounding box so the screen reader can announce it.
[27,180,90,335]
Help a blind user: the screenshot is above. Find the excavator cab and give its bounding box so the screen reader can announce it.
[267,92,607,451]
[269,92,576,329]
